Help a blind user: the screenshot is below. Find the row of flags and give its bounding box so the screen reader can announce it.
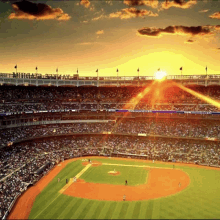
[179,66,208,71]
[14,65,209,74]
[178,66,208,71]
[15,65,39,71]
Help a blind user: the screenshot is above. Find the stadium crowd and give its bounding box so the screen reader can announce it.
[0,135,219,218]
[0,85,219,113]
[0,119,219,147]
[0,84,219,218]
[0,102,219,113]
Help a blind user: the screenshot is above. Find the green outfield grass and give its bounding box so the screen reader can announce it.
[29,157,220,219]
[81,165,149,186]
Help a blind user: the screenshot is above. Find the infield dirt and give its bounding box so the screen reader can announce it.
[63,168,190,201]
[7,156,220,219]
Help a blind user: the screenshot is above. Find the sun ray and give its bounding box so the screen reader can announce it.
[174,82,220,109]
[110,82,156,133]
[123,81,156,110]
[154,71,167,81]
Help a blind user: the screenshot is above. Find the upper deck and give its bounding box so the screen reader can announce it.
[0,73,220,87]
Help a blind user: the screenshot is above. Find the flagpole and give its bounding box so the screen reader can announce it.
[56,68,58,87]
[36,67,38,86]
[206,66,207,77]
[96,69,98,80]
[179,67,183,78]
[14,64,17,77]
[76,68,79,86]
[116,68,119,87]
[36,67,38,79]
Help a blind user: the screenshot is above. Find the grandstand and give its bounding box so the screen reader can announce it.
[0,75,219,219]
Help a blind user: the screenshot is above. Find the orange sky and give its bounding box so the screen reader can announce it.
[0,0,219,76]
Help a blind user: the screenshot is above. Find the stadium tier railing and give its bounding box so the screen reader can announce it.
[1,109,220,118]
[1,131,219,150]
[1,72,220,80]
[0,73,220,86]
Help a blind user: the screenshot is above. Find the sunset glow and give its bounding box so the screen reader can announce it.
[0,1,219,76]
[154,71,167,81]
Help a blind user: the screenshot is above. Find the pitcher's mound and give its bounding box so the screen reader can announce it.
[108,171,120,176]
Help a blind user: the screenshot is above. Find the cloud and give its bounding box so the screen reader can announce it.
[199,9,209,13]
[106,0,113,5]
[77,0,94,11]
[96,30,104,35]
[92,14,106,21]
[137,25,214,38]
[161,0,197,10]
[8,0,71,20]
[80,0,90,8]
[185,39,195,43]
[214,25,220,30]
[81,20,89,23]
[109,8,158,19]
[209,11,220,19]
[76,41,104,46]
[123,0,158,8]
[77,42,97,45]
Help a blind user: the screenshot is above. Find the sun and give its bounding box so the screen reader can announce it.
[154,70,167,81]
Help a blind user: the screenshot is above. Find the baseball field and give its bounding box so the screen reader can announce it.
[8,157,220,219]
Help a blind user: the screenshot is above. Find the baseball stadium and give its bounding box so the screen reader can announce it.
[1,0,220,218]
[0,74,220,219]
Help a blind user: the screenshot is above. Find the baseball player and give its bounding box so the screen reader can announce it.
[123,194,126,201]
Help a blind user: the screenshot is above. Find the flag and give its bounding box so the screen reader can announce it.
[14,65,17,69]
[180,67,182,70]
[36,67,38,71]
[205,66,207,71]
[96,69,98,72]
[158,68,160,71]
[137,68,139,72]
[77,68,78,74]
[56,68,58,73]
[116,68,119,72]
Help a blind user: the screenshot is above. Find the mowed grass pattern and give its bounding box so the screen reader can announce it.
[29,158,220,219]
